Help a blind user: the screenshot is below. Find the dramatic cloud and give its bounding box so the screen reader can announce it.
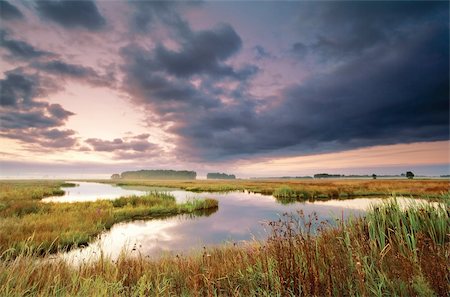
[0,30,53,60]
[130,2,448,161]
[0,1,448,175]
[122,47,219,114]
[293,1,447,62]
[0,70,42,107]
[129,1,178,33]
[85,134,162,160]
[253,45,273,60]
[0,1,23,20]
[120,22,258,118]
[35,0,106,31]
[0,70,77,149]
[291,42,308,59]
[1,128,78,149]
[154,24,247,78]
[33,60,114,87]
[123,23,257,82]
[1,104,72,130]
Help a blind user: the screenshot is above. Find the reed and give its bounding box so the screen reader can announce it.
[105,178,450,202]
[0,182,218,258]
[0,197,447,296]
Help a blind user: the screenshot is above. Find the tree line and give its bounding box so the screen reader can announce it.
[207,172,236,180]
[112,170,197,180]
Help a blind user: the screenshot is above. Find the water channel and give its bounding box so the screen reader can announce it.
[44,182,428,262]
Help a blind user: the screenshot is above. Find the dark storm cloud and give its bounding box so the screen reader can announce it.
[0,70,41,106]
[127,1,200,34]
[294,1,448,61]
[1,128,78,149]
[119,1,447,161]
[291,42,308,58]
[125,23,257,80]
[34,60,95,77]
[174,15,449,160]
[253,45,273,60]
[33,60,114,87]
[129,1,176,33]
[0,30,53,60]
[121,19,259,118]
[47,103,74,119]
[0,70,77,149]
[121,44,221,114]
[153,24,245,78]
[35,0,106,31]
[120,1,260,139]
[0,117,78,150]
[0,1,23,20]
[1,104,72,129]
[86,135,156,152]
[85,134,162,160]
[122,58,218,114]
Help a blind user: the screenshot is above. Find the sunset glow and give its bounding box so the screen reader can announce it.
[0,1,448,178]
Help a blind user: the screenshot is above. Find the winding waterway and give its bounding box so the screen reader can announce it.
[44,182,431,262]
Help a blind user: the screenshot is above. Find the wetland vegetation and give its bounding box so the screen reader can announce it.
[0,179,448,296]
[0,181,217,257]
[105,178,449,201]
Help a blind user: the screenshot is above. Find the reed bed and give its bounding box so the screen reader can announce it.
[104,178,450,201]
[1,197,448,296]
[0,182,218,258]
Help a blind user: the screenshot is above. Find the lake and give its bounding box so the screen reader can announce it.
[45,182,429,262]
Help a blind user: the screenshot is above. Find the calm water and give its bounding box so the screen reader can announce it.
[50,182,429,262]
[42,181,150,202]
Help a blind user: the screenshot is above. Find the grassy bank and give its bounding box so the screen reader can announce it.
[0,181,218,257]
[102,178,450,201]
[1,198,448,296]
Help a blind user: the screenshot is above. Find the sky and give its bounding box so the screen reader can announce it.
[0,0,449,178]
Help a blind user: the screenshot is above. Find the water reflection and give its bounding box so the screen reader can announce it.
[42,181,149,202]
[55,182,436,263]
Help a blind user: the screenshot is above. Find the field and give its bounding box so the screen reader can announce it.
[0,179,449,296]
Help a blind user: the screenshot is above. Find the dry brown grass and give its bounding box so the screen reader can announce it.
[1,199,448,296]
[105,178,450,200]
[0,181,218,257]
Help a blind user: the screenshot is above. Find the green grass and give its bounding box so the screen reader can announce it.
[0,182,218,257]
[0,197,448,296]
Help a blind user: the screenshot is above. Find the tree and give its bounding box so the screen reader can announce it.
[111,174,120,179]
[207,172,236,179]
[372,174,377,179]
[406,171,414,179]
[120,170,197,180]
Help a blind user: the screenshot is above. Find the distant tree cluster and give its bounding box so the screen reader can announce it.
[207,172,236,179]
[280,176,313,179]
[116,170,197,180]
[111,174,120,179]
[313,173,342,179]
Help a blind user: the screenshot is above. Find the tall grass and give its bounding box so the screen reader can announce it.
[0,198,448,296]
[106,178,450,202]
[0,182,218,258]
